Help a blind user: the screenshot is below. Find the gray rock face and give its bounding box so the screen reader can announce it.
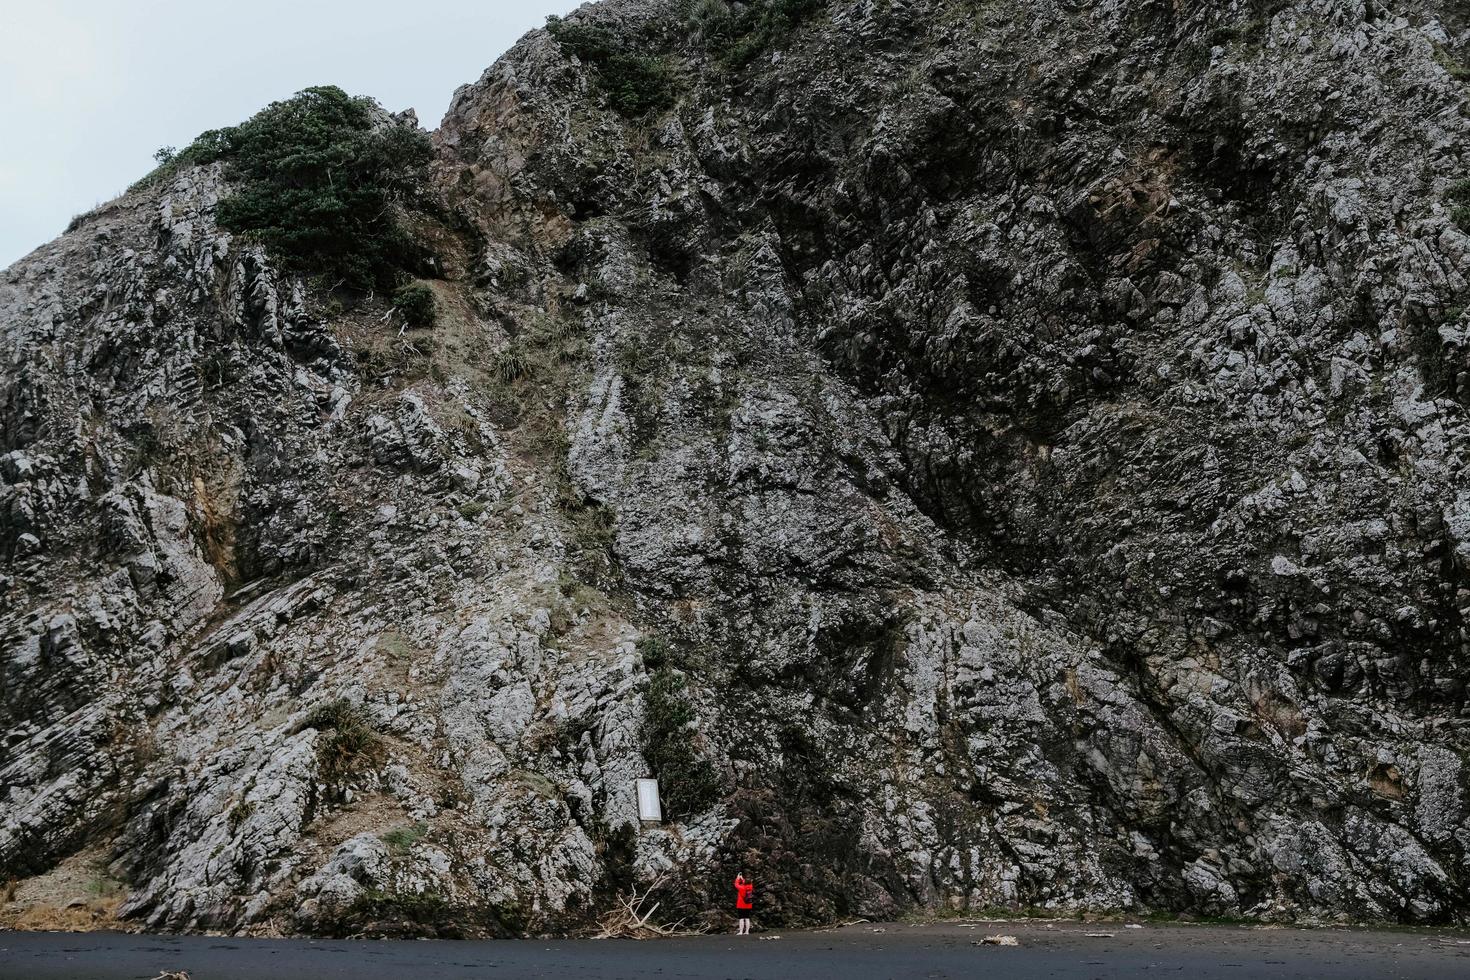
[4,0,1470,935]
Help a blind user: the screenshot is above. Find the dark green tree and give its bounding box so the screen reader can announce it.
[137,86,432,290]
[212,86,432,288]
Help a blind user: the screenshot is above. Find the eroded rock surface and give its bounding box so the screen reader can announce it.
[3,0,1470,934]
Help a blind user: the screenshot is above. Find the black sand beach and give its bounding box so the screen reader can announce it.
[3,920,1468,979]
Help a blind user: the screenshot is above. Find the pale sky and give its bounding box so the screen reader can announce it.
[0,0,580,269]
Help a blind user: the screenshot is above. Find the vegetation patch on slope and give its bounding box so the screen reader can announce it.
[689,0,827,69]
[134,85,432,289]
[1450,179,1470,228]
[638,638,721,818]
[304,699,386,797]
[546,17,678,117]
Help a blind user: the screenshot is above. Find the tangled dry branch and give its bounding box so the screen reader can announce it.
[593,875,705,940]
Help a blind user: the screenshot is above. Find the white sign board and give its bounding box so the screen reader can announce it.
[636,778,663,824]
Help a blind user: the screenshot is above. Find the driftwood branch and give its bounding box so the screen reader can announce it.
[592,874,706,940]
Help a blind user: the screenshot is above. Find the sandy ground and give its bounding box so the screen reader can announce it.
[2,919,1469,979]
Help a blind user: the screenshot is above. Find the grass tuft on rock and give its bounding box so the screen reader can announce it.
[305,699,386,789]
[227,799,255,833]
[381,822,429,855]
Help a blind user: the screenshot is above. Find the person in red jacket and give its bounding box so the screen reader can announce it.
[733,873,755,935]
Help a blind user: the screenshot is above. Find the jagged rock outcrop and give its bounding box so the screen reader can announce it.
[4,0,1470,935]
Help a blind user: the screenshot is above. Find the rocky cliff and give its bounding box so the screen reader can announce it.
[4,0,1470,935]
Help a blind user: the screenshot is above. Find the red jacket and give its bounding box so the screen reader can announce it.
[734,877,754,910]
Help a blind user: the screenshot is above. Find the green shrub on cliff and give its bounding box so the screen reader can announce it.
[641,665,720,818]
[692,0,826,69]
[546,16,676,117]
[132,133,234,192]
[393,281,437,327]
[133,86,432,289]
[1450,179,1470,228]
